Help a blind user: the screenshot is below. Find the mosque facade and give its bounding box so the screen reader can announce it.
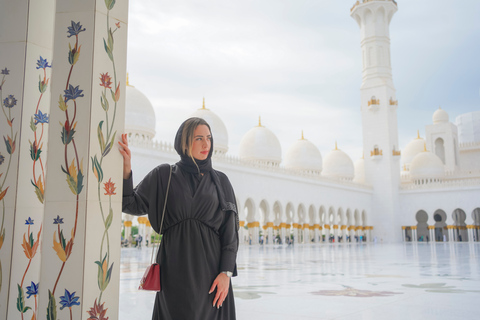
[123,0,480,245]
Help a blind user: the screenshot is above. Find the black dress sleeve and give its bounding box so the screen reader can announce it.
[122,164,170,233]
[218,210,238,273]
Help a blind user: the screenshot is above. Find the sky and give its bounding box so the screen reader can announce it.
[126,0,480,162]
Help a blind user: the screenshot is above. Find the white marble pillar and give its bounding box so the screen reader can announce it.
[303,224,309,243]
[280,224,286,244]
[38,1,128,319]
[124,220,132,246]
[412,228,417,242]
[239,221,245,244]
[314,226,319,243]
[333,225,338,243]
[448,226,455,242]
[0,1,55,318]
[292,225,299,244]
[467,226,474,243]
[267,227,273,245]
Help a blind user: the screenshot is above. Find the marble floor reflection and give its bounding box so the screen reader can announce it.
[120,242,480,319]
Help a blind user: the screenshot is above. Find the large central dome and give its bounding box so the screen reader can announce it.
[238,117,282,165]
[125,81,156,140]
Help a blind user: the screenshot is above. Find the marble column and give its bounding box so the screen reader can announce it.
[324,224,331,243]
[38,1,128,319]
[428,226,435,242]
[333,225,338,243]
[412,227,417,242]
[340,225,347,243]
[280,223,286,244]
[303,224,309,243]
[313,225,319,243]
[124,219,132,246]
[0,0,55,318]
[238,221,245,244]
[292,224,299,243]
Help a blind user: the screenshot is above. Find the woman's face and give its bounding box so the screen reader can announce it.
[191,124,211,160]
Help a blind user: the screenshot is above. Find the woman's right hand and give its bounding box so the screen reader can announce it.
[118,133,132,179]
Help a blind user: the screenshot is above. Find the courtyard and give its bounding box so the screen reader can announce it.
[120,242,479,319]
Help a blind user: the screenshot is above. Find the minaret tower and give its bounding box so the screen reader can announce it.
[351,0,401,241]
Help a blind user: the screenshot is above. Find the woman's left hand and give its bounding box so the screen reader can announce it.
[209,273,230,308]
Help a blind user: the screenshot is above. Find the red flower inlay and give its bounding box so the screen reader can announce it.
[87,298,109,320]
[103,178,116,196]
[99,73,112,89]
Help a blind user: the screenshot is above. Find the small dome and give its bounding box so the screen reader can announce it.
[433,107,449,124]
[284,132,322,173]
[125,84,156,140]
[410,150,444,181]
[190,99,228,155]
[322,143,354,180]
[401,132,426,170]
[353,157,365,184]
[238,118,281,165]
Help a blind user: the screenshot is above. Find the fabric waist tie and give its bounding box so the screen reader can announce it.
[163,218,219,236]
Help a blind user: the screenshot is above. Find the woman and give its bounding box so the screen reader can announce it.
[119,117,239,320]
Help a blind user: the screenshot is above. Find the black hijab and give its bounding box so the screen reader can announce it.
[174,118,239,227]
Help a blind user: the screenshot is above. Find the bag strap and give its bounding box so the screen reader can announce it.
[150,165,173,264]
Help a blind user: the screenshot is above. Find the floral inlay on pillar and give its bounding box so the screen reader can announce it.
[0,66,17,296]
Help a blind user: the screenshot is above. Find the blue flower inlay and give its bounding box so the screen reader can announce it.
[26,281,39,299]
[59,289,80,310]
[64,84,84,102]
[34,110,49,124]
[3,95,17,108]
[67,21,86,38]
[36,56,51,69]
[53,215,64,225]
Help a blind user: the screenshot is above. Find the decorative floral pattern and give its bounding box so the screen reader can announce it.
[0,64,17,301]
[87,298,109,320]
[46,20,87,320]
[310,286,403,297]
[87,2,122,316]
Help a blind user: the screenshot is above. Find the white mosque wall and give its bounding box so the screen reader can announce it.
[456,111,480,144]
[458,143,480,171]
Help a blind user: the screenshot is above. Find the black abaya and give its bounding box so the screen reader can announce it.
[123,164,238,320]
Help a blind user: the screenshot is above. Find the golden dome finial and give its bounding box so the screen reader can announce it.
[334,141,338,150]
[301,130,304,140]
[257,116,262,127]
[424,143,427,152]
[361,152,364,159]
[202,97,206,110]
[416,130,420,139]
[126,72,130,86]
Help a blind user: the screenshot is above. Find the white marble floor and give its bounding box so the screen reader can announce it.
[119,242,480,319]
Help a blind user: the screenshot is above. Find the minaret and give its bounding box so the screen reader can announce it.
[351,0,401,242]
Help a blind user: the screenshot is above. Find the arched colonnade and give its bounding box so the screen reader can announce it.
[239,198,372,245]
[403,208,480,242]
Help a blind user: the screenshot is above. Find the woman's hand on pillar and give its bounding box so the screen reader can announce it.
[118,133,132,179]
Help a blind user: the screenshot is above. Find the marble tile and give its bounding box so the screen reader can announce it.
[120,242,480,319]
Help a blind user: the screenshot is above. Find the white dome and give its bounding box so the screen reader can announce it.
[410,151,445,181]
[401,133,426,170]
[433,107,449,124]
[238,119,282,165]
[284,133,322,173]
[190,101,228,155]
[322,145,354,180]
[125,85,156,140]
[353,157,365,184]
